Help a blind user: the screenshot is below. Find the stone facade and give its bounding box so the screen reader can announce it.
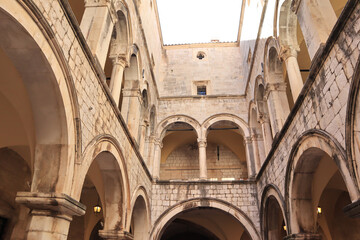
[0,0,360,239]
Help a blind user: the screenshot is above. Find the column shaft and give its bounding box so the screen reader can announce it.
[198,139,207,180]
[110,57,126,106]
[152,140,162,180]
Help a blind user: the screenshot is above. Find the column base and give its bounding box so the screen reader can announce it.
[343,199,360,218]
[284,233,321,240]
[99,230,134,240]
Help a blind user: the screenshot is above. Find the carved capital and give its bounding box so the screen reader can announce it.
[16,192,86,221]
[279,45,300,61]
[291,0,302,14]
[197,138,207,148]
[265,83,287,98]
[111,55,127,68]
[154,138,163,148]
[258,113,270,124]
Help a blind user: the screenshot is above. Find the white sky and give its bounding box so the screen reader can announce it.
[156,0,243,45]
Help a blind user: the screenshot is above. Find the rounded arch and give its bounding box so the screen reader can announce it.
[127,186,151,238]
[156,115,201,141]
[0,2,78,193]
[202,113,250,138]
[285,130,360,234]
[346,56,360,187]
[72,134,131,231]
[263,37,281,85]
[150,198,260,240]
[277,0,299,49]
[113,0,132,56]
[260,184,288,239]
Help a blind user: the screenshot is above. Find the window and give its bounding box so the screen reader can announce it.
[197,86,206,95]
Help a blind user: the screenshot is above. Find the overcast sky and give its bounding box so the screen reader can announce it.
[156,0,243,45]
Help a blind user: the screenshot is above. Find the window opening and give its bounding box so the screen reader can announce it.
[197,86,206,95]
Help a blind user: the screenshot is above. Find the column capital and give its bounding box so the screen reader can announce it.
[15,192,86,221]
[291,0,302,13]
[265,82,287,98]
[244,136,252,145]
[111,55,127,68]
[154,138,163,148]
[258,113,270,124]
[99,230,134,240]
[279,45,300,61]
[284,233,321,240]
[197,138,207,148]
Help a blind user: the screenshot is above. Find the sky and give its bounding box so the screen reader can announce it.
[156,0,243,45]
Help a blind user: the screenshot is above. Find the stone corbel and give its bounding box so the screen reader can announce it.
[99,230,134,240]
[154,138,163,149]
[16,192,86,221]
[291,0,302,14]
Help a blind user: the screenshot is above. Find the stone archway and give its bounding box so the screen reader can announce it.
[285,130,360,238]
[260,184,288,240]
[150,198,260,240]
[71,135,131,238]
[128,187,151,239]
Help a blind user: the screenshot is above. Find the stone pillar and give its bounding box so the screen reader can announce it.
[99,230,134,240]
[292,0,337,59]
[284,233,321,240]
[265,83,290,137]
[259,114,273,155]
[121,88,142,141]
[80,0,116,68]
[280,46,303,100]
[15,192,85,240]
[244,137,256,178]
[152,139,163,180]
[109,56,126,106]
[250,130,261,173]
[147,135,156,171]
[138,120,149,155]
[197,139,208,180]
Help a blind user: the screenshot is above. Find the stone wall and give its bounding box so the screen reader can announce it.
[151,181,259,228]
[255,2,360,203]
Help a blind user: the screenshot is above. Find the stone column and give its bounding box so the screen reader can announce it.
[138,120,149,155]
[259,114,273,155]
[15,192,85,240]
[284,233,321,240]
[250,130,262,173]
[244,137,256,178]
[80,0,116,68]
[280,46,303,100]
[121,88,142,141]
[152,139,163,180]
[99,230,133,240]
[147,135,156,171]
[265,83,290,137]
[109,56,126,106]
[197,139,208,180]
[292,0,337,59]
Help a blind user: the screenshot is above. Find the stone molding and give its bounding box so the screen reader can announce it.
[284,233,321,240]
[265,83,287,98]
[16,192,86,220]
[99,230,134,240]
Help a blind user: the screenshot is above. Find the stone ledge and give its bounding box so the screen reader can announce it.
[99,230,134,240]
[343,199,360,218]
[15,192,86,217]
